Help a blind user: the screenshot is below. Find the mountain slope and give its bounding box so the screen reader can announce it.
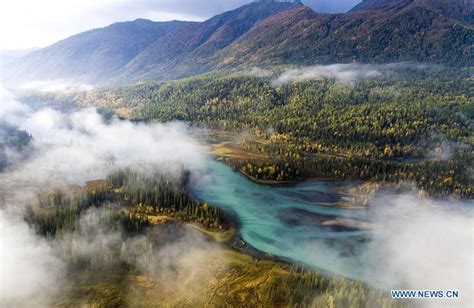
[114,1,302,82]
[3,19,188,84]
[349,0,407,11]
[3,0,472,86]
[0,48,39,66]
[213,0,473,68]
[351,0,473,21]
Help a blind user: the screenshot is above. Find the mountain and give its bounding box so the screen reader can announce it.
[212,0,473,69]
[114,1,303,82]
[351,0,473,21]
[350,0,406,11]
[3,19,189,84]
[3,0,473,86]
[3,1,300,85]
[0,48,39,66]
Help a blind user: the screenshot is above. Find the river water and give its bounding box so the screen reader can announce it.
[190,159,383,285]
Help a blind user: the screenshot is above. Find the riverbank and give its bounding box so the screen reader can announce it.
[54,181,400,307]
[206,133,368,209]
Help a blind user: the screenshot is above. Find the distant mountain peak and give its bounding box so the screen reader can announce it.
[350,0,474,14]
[350,0,473,21]
[2,19,189,85]
[254,0,303,4]
[350,0,411,12]
[2,0,472,86]
[133,18,151,22]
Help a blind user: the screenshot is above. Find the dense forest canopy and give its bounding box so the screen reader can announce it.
[1,1,473,307]
[22,168,409,307]
[3,0,472,85]
[20,68,474,197]
[0,122,32,171]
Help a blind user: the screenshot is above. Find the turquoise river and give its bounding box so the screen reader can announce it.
[190,159,385,285]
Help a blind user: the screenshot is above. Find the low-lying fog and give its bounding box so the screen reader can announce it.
[0,82,472,307]
[248,62,443,86]
[0,86,213,306]
[365,193,473,307]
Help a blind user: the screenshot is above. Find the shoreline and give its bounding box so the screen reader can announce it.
[212,155,367,209]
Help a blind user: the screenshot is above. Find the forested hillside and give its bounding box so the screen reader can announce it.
[21,69,473,197]
[4,0,472,85]
[0,122,32,171]
[3,19,189,84]
[214,0,473,70]
[21,168,406,307]
[115,1,302,83]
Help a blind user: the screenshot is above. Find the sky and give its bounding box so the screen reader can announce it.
[0,0,361,50]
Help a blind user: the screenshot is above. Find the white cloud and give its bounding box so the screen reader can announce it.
[0,87,206,202]
[0,0,361,50]
[15,108,204,188]
[0,0,243,50]
[0,201,224,305]
[0,87,29,123]
[0,87,215,304]
[19,80,94,93]
[273,63,383,85]
[365,194,474,307]
[0,209,65,304]
[272,63,441,86]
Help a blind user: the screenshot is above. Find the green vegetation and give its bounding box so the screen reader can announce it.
[26,70,472,197]
[222,0,473,68]
[0,122,32,171]
[22,169,407,307]
[108,169,228,229]
[54,250,409,307]
[141,72,474,197]
[6,0,471,85]
[26,168,229,238]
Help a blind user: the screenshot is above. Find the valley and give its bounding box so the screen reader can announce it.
[15,160,407,307]
[20,68,473,198]
[1,0,473,307]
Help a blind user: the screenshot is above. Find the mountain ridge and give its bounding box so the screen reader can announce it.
[3,0,472,86]
[3,19,190,84]
[211,0,472,69]
[114,1,302,82]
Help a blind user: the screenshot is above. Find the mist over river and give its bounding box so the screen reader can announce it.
[190,159,377,282]
[190,158,474,294]
[1,86,471,304]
